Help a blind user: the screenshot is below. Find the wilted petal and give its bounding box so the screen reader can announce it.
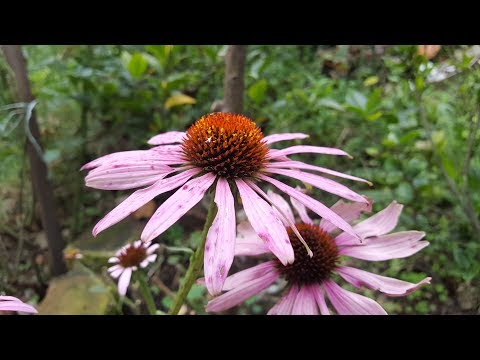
[353,201,403,238]
[339,231,429,261]
[92,168,201,237]
[235,221,270,256]
[336,266,432,297]
[323,280,387,315]
[235,179,294,265]
[205,178,236,296]
[141,173,216,241]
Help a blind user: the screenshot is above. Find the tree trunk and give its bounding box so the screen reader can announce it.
[2,45,67,276]
[222,45,247,113]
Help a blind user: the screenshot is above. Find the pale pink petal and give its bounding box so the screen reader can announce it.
[258,174,360,241]
[291,285,319,315]
[290,192,313,224]
[235,221,270,256]
[204,178,236,296]
[117,267,133,296]
[336,266,432,297]
[235,179,294,265]
[339,231,429,261]
[268,145,352,159]
[206,271,279,313]
[0,296,23,302]
[266,189,295,225]
[353,201,404,238]
[146,244,160,254]
[223,261,277,291]
[147,131,186,145]
[108,264,122,273]
[263,133,309,144]
[109,266,124,279]
[140,254,157,268]
[0,301,38,314]
[323,280,387,315]
[93,168,201,237]
[108,257,119,263]
[266,160,372,185]
[311,285,330,315]
[320,200,373,233]
[265,168,368,204]
[267,285,299,315]
[141,173,216,241]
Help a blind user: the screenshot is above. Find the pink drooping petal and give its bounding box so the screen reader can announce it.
[141,173,216,241]
[353,201,404,238]
[290,191,313,224]
[108,265,124,279]
[206,270,279,313]
[339,231,429,261]
[323,280,387,315]
[263,133,309,144]
[92,168,201,237]
[140,254,157,268]
[235,221,270,256]
[267,285,299,315]
[291,285,319,315]
[268,145,352,159]
[86,165,174,190]
[310,285,330,315]
[258,174,360,241]
[222,261,277,291]
[0,299,38,314]
[147,131,186,145]
[117,267,133,296]
[266,189,295,225]
[266,160,372,185]
[336,266,432,297]
[235,179,294,265]
[266,168,369,204]
[146,244,160,254]
[320,200,373,233]
[204,178,236,296]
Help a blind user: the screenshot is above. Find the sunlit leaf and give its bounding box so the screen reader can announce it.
[164,93,196,109]
[127,53,148,79]
[248,79,268,104]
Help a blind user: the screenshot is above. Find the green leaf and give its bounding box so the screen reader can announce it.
[164,93,196,110]
[127,53,148,79]
[44,149,61,164]
[345,90,367,110]
[366,111,383,121]
[396,182,414,203]
[248,79,268,104]
[363,76,379,87]
[318,98,345,111]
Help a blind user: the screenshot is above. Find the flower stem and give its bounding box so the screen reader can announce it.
[169,194,217,315]
[136,271,157,315]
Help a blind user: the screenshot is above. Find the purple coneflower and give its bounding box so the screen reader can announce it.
[206,193,431,315]
[0,295,38,314]
[83,113,371,295]
[108,240,159,296]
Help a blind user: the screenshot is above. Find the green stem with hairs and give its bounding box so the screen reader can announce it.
[169,194,217,315]
[136,271,157,315]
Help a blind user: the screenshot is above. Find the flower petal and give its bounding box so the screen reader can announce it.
[93,168,201,237]
[290,190,313,224]
[339,231,429,261]
[258,174,361,241]
[266,160,372,185]
[206,270,279,313]
[267,285,299,315]
[268,145,351,159]
[235,179,294,265]
[320,200,372,233]
[117,267,133,296]
[235,221,270,256]
[291,285,319,315]
[311,285,330,315]
[140,254,157,268]
[204,178,236,296]
[223,261,277,291]
[141,172,216,241]
[0,301,38,313]
[266,189,295,225]
[263,133,309,144]
[147,131,186,145]
[108,257,119,263]
[265,168,368,204]
[353,201,404,238]
[146,244,160,254]
[336,266,432,297]
[323,280,387,315]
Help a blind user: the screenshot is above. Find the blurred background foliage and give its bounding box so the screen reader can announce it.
[1,45,479,314]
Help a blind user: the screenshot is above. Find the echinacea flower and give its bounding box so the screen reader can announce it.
[206,193,431,315]
[83,112,371,296]
[0,295,38,314]
[108,240,159,296]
